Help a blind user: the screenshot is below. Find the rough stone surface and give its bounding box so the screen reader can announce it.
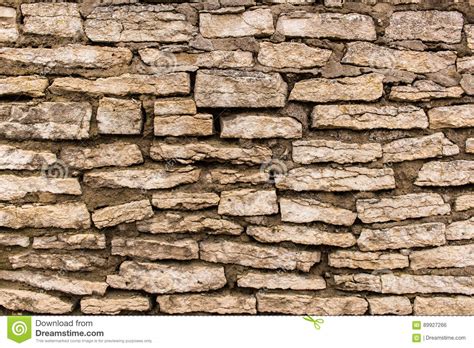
[257,42,332,69]
[97,98,143,135]
[381,274,474,295]
[334,274,382,292]
[457,56,474,73]
[328,250,409,270]
[0,288,74,314]
[237,270,326,290]
[9,251,107,272]
[0,145,56,171]
[414,297,474,315]
[81,295,151,314]
[154,98,196,116]
[0,234,30,247]
[205,169,269,185]
[92,200,153,229]
[428,105,474,129]
[218,189,278,216]
[33,233,106,250]
[0,76,49,97]
[410,244,474,270]
[455,195,474,211]
[154,114,214,137]
[0,6,18,42]
[0,175,82,200]
[446,218,474,241]
[415,160,474,187]
[152,192,220,210]
[389,80,464,101]
[220,114,302,139]
[368,297,412,315]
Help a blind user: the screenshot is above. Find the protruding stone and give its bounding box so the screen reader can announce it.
[428,104,474,129]
[389,80,464,101]
[0,76,49,97]
[454,195,474,211]
[0,6,18,42]
[81,295,151,315]
[237,270,326,290]
[368,297,412,315]
[257,42,332,69]
[0,234,29,247]
[0,145,56,171]
[410,244,474,270]
[97,98,143,135]
[154,114,214,137]
[328,250,409,270]
[414,296,474,315]
[415,160,474,187]
[220,114,302,139]
[92,200,154,229]
[0,288,74,314]
[381,274,474,295]
[33,233,106,250]
[218,189,278,216]
[152,192,220,210]
[10,252,106,271]
[334,273,382,292]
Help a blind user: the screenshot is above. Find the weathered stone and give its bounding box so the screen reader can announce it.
[368,297,412,315]
[84,166,200,190]
[455,194,474,211]
[446,218,474,241]
[0,202,91,229]
[85,5,195,42]
[111,236,198,260]
[137,212,243,235]
[81,295,151,315]
[106,261,226,293]
[0,288,73,314]
[140,49,254,71]
[381,274,474,295]
[218,189,278,216]
[204,169,269,185]
[221,114,301,139]
[21,3,84,38]
[428,104,474,129]
[334,274,382,292]
[0,175,82,200]
[276,12,376,41]
[457,56,474,74]
[0,102,92,140]
[195,70,287,108]
[10,252,106,272]
[154,114,214,137]
[276,167,395,192]
[467,25,474,50]
[237,270,326,290]
[33,233,106,250]
[150,142,272,165]
[97,98,142,135]
[414,296,474,315]
[157,293,256,314]
[247,225,356,247]
[0,145,56,171]
[0,234,29,247]
[329,251,409,270]
[60,143,143,170]
[0,6,18,42]
[385,11,463,43]
[415,160,474,187]
[154,98,196,116]
[92,200,154,229]
[49,73,190,97]
[342,42,456,73]
[312,104,428,130]
[257,42,332,69]
[382,133,459,163]
[280,197,357,226]
[390,80,464,101]
[358,222,446,251]
[290,73,384,102]
[0,270,107,296]
[460,74,474,95]
[200,239,320,272]
[293,140,382,164]
[200,9,274,38]
[257,293,368,315]
[356,193,450,223]
[410,244,474,270]
[0,76,49,97]
[152,192,220,210]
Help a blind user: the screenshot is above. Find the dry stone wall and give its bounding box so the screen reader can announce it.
[0,0,473,315]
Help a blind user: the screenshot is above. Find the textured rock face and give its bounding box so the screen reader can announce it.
[0,6,18,42]
[389,81,464,101]
[428,105,474,129]
[154,98,196,115]
[195,70,287,108]
[0,145,56,170]
[381,275,474,295]
[356,193,450,223]
[0,175,82,200]
[415,160,474,187]
[237,270,326,290]
[455,195,474,212]
[81,295,151,315]
[446,218,474,241]
[107,261,226,294]
[334,274,382,292]
[33,233,106,250]
[414,297,474,315]
[410,244,474,270]
[97,98,143,135]
[257,42,332,69]
[220,114,302,139]
[10,251,107,272]
[312,104,428,130]
[0,288,74,314]
[152,192,220,210]
[112,236,198,260]
[218,189,278,216]
[200,239,321,272]
[0,234,29,247]
[385,11,464,43]
[0,76,49,97]
[205,169,269,185]
[368,297,412,315]
[154,114,214,137]
[328,250,409,270]
[92,200,154,229]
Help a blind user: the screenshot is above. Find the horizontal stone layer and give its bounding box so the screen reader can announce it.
[415,160,474,187]
[81,295,151,315]
[9,251,107,272]
[0,175,82,200]
[92,200,154,229]
[0,288,74,314]
[33,233,106,250]
[237,271,326,291]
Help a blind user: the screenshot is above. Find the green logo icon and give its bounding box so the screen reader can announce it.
[7,316,32,343]
[412,321,422,330]
[412,333,422,343]
[303,315,324,330]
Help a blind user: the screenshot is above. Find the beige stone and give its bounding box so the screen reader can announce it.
[276,167,395,192]
[381,274,474,295]
[467,25,474,50]
[0,288,74,314]
[466,138,474,154]
[137,212,243,235]
[290,73,384,102]
[0,234,29,247]
[293,139,382,164]
[218,189,278,216]
[454,194,474,211]
[368,297,412,315]
[111,236,199,260]
[358,222,446,251]
[106,261,226,294]
[84,166,200,190]
[0,202,91,229]
[410,244,474,270]
[154,98,196,115]
[237,270,326,290]
[0,270,107,296]
[247,225,356,247]
[415,160,474,187]
[280,197,357,226]
[328,250,409,270]
[0,102,92,140]
[0,76,49,97]
[0,145,56,170]
[356,193,450,223]
[200,9,274,38]
[390,80,464,101]
[97,98,143,135]
[457,56,474,74]
[257,293,368,315]
[414,296,474,315]
[157,293,256,314]
[220,114,302,139]
[10,252,106,272]
[154,114,214,137]
[276,12,376,40]
[312,104,428,130]
[257,42,332,69]
[81,295,151,315]
[460,74,474,95]
[195,70,287,108]
[33,233,106,250]
[152,192,220,210]
[205,169,269,185]
[0,6,18,42]
[92,200,154,229]
[200,239,321,272]
[428,104,474,129]
[334,273,382,292]
[446,218,474,240]
[382,133,459,163]
[0,175,82,200]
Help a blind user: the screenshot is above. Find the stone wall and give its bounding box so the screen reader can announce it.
[0,0,473,315]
